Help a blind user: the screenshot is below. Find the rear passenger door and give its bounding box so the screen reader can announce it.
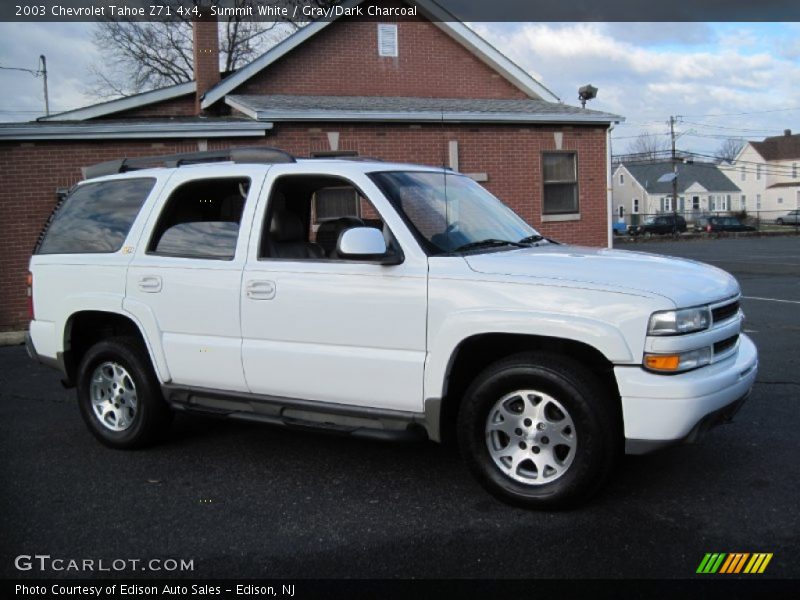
[125,166,266,392]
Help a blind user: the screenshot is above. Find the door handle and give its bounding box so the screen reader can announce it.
[138,275,162,293]
[246,280,276,300]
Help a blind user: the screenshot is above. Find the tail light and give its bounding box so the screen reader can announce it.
[26,272,34,321]
[706,225,711,232]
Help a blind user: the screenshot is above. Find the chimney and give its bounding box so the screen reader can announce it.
[192,5,220,114]
[785,129,792,136]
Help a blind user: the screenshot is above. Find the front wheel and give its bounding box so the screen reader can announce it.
[776,218,784,225]
[77,336,172,449]
[457,352,620,509]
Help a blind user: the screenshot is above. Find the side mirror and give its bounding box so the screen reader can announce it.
[337,227,401,265]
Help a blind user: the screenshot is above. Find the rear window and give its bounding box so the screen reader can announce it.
[37,178,155,255]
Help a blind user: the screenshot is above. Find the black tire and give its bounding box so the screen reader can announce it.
[77,336,172,449]
[776,218,784,225]
[457,352,620,509]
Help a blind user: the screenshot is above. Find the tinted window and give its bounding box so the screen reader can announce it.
[37,178,155,254]
[155,222,239,259]
[148,177,249,260]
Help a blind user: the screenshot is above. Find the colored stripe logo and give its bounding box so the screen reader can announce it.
[697,553,773,574]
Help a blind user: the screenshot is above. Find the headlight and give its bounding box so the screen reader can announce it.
[644,347,712,373]
[648,306,711,336]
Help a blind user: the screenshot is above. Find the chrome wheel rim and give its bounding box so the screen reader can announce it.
[485,390,577,485]
[89,361,138,432]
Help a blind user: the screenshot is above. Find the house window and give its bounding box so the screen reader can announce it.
[756,194,762,209]
[709,195,716,211]
[741,194,746,210]
[778,197,784,204]
[619,173,624,185]
[377,23,398,57]
[740,166,746,181]
[793,163,798,179]
[679,196,685,213]
[756,164,762,180]
[618,206,625,219]
[313,187,360,224]
[542,152,579,215]
[660,197,672,212]
[633,198,639,213]
[692,196,700,211]
[724,194,731,211]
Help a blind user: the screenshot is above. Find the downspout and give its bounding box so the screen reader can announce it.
[607,123,615,248]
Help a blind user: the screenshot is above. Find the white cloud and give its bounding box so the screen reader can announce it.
[0,22,100,121]
[474,22,800,155]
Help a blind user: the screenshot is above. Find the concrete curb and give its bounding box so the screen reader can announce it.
[0,331,26,347]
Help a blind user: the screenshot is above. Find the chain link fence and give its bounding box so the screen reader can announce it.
[612,209,800,238]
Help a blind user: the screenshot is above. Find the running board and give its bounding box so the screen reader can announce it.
[162,384,429,443]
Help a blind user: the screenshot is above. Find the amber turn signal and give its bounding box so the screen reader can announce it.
[644,354,681,371]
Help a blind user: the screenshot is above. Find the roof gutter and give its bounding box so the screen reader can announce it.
[0,122,273,141]
[250,109,620,125]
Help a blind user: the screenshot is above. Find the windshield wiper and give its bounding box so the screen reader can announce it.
[519,234,560,246]
[453,238,528,253]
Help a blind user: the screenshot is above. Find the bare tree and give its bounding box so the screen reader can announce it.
[714,138,745,163]
[88,0,335,98]
[625,131,671,163]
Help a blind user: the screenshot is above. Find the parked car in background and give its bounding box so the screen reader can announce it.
[695,216,756,233]
[775,210,800,225]
[631,214,687,237]
[611,222,628,236]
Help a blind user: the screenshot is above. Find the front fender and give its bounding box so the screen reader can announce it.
[423,309,634,401]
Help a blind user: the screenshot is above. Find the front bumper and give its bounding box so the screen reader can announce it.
[616,334,758,454]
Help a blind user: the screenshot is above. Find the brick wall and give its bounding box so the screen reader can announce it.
[236,15,530,100]
[0,125,606,331]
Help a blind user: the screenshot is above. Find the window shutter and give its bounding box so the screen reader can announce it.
[378,24,398,57]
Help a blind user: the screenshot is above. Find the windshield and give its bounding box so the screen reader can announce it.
[369,171,539,254]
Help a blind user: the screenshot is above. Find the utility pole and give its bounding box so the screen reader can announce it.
[670,115,679,233]
[39,55,49,117]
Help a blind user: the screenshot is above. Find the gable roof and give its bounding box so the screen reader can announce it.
[39,81,195,122]
[201,0,560,109]
[750,132,800,161]
[226,94,620,124]
[622,161,741,194]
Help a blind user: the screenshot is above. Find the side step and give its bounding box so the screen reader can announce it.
[163,384,429,443]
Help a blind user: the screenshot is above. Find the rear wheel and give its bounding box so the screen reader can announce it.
[457,352,619,509]
[776,218,784,225]
[77,336,172,448]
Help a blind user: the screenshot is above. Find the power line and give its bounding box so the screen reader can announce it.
[677,106,800,118]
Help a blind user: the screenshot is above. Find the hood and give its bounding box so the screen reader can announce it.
[464,245,739,307]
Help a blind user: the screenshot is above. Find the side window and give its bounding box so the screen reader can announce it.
[148,177,250,260]
[259,175,392,261]
[37,178,155,254]
[542,152,579,215]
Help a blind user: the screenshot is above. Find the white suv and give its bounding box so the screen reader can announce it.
[26,147,757,508]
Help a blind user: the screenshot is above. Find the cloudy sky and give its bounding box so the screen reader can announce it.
[1,21,798,156]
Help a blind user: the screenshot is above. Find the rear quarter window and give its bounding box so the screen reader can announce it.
[37,178,155,255]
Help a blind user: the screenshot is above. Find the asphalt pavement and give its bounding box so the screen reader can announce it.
[1,235,798,580]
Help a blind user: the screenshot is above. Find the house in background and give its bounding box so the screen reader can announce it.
[612,161,741,226]
[0,0,622,333]
[720,130,800,219]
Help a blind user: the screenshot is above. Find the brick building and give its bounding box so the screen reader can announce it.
[0,0,621,333]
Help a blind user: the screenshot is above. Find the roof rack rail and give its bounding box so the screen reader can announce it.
[84,146,296,179]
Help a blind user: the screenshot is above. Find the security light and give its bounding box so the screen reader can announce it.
[578,84,598,108]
